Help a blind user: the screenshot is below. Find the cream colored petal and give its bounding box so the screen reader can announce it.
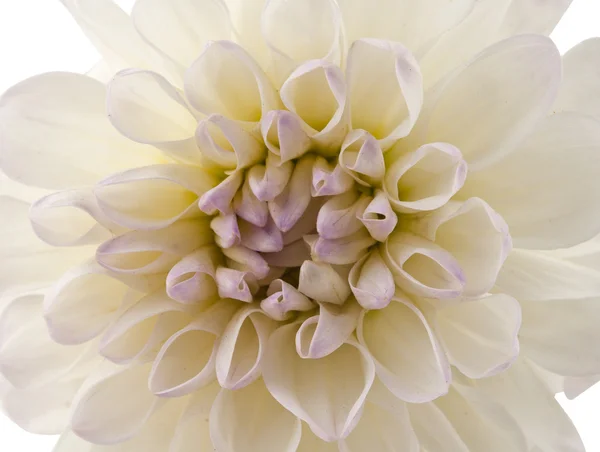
[346,39,422,148]
[95,164,217,230]
[239,216,284,253]
[311,156,355,197]
[98,289,196,364]
[149,300,239,397]
[555,38,600,119]
[70,360,161,444]
[247,152,294,202]
[358,295,451,403]
[384,143,467,213]
[349,250,395,310]
[43,261,131,345]
[339,130,385,187]
[132,0,232,69]
[297,426,338,452]
[262,239,311,268]
[280,60,349,152]
[225,0,269,67]
[317,191,369,240]
[434,294,521,379]
[384,233,465,299]
[281,198,323,245]
[408,401,469,452]
[222,245,270,280]
[216,305,277,389]
[298,261,351,305]
[198,170,243,216]
[166,246,222,305]
[296,299,361,359]
[263,323,375,442]
[96,219,212,275]
[0,72,161,189]
[184,40,280,122]
[495,0,573,38]
[462,112,600,249]
[309,229,376,266]
[358,191,398,242]
[261,279,314,321]
[210,379,302,452]
[414,198,511,297]
[564,374,600,400]
[210,213,241,248]
[425,35,561,169]
[261,111,312,163]
[215,267,258,302]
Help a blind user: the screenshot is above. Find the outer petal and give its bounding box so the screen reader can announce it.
[425,35,561,169]
[461,112,600,249]
[209,379,302,452]
[495,0,573,38]
[408,400,469,452]
[263,323,375,442]
[433,294,521,379]
[357,294,451,403]
[0,72,160,189]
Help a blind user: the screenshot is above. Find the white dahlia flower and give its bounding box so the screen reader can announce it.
[1,0,599,451]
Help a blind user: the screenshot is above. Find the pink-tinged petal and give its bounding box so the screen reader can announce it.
[384,142,467,213]
[210,213,241,248]
[149,300,239,397]
[222,245,270,280]
[198,170,244,215]
[260,279,314,321]
[309,229,376,265]
[296,298,362,359]
[383,232,465,299]
[349,249,395,310]
[233,176,269,227]
[262,239,311,268]
[298,261,351,305]
[339,130,386,186]
[281,198,323,245]
[239,216,284,253]
[247,152,294,202]
[269,155,315,232]
[184,40,280,121]
[358,190,398,242]
[312,156,355,197]
[261,110,312,162]
[166,246,222,305]
[317,190,370,240]
[215,305,277,389]
[215,267,258,302]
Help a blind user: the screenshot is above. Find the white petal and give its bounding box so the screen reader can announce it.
[248,152,294,202]
[215,267,258,302]
[309,230,376,266]
[209,379,302,452]
[261,279,314,321]
[239,216,284,253]
[317,190,369,240]
[261,111,312,163]
[496,0,572,38]
[384,142,467,213]
[339,130,386,186]
[414,198,511,297]
[43,261,131,345]
[349,250,395,310]
[425,35,561,169]
[297,426,338,452]
[166,246,222,305]
[0,72,161,189]
[96,220,212,275]
[564,374,600,400]
[216,305,277,389]
[262,239,311,268]
[185,40,280,121]
[358,190,398,242]
[296,299,362,359]
[95,164,217,230]
[555,38,600,119]
[408,401,468,452]
[263,323,375,442]
[384,233,465,299]
[280,60,349,151]
[70,361,160,445]
[198,170,243,216]
[222,245,270,280]
[298,261,351,305]
[434,294,521,379]
[149,300,239,397]
[461,112,600,249]
[357,295,451,403]
[210,213,241,248]
[346,39,422,148]
[132,0,232,69]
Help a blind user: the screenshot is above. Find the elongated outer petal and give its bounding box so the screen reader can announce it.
[216,304,277,389]
[297,426,339,452]
[358,294,451,403]
[433,294,521,379]
[555,38,600,120]
[149,300,239,397]
[425,34,561,169]
[107,69,201,164]
[358,190,398,242]
[263,322,375,442]
[412,198,511,297]
[349,250,395,310]
[261,111,312,163]
[495,0,573,38]
[298,261,351,305]
[43,261,132,345]
[383,232,465,299]
[70,360,161,445]
[408,400,469,452]
[95,164,218,230]
[461,112,600,249]
[346,39,422,149]
[185,40,280,122]
[166,246,222,304]
[384,142,467,213]
[296,299,362,359]
[132,0,232,70]
[280,60,349,151]
[0,72,161,189]
[339,130,385,187]
[564,374,600,400]
[210,379,302,452]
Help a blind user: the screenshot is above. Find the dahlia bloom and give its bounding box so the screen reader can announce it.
[1,0,599,450]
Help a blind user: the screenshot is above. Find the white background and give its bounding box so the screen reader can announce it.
[0,0,599,450]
